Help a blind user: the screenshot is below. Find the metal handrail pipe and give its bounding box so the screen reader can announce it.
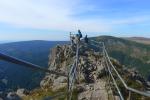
[91,40,150,97]
[104,53,124,100]
[103,44,150,97]
[0,52,67,77]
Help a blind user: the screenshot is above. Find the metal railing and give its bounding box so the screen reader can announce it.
[103,42,150,97]
[91,39,150,99]
[68,44,79,100]
[1,38,149,100]
[0,52,67,77]
[103,54,124,100]
[0,40,79,100]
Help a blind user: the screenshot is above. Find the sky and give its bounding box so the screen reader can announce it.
[0,0,150,41]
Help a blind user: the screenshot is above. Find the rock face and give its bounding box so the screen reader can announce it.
[6,92,21,100]
[40,44,72,89]
[40,43,103,86]
[40,45,74,90]
[40,43,110,99]
[16,88,29,97]
[40,42,149,100]
[77,79,108,100]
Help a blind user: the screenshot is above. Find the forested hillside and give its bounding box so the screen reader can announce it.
[91,36,150,80]
[0,40,68,91]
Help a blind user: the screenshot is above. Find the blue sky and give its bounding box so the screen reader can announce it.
[0,0,150,41]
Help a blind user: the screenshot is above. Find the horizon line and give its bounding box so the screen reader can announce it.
[0,35,150,43]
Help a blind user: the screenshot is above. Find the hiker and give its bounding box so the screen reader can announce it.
[70,30,82,47]
[78,29,82,39]
[74,29,82,45]
[84,35,88,44]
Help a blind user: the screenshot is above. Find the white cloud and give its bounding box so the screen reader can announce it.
[0,0,150,34]
[111,16,150,25]
[0,0,113,32]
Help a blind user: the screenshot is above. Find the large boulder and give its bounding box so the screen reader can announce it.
[16,88,29,97]
[6,92,21,100]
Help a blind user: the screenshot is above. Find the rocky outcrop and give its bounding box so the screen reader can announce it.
[39,42,110,100]
[40,41,150,100]
[16,89,29,97]
[40,45,74,90]
[0,88,29,100]
[40,43,104,89]
[6,92,21,100]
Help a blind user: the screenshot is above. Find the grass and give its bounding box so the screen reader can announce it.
[22,87,67,100]
[22,86,79,100]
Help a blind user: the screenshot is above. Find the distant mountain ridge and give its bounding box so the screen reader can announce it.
[130,37,150,40]
[123,37,150,45]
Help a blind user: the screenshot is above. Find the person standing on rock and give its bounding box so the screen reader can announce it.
[75,29,82,45]
[70,30,82,47]
[78,29,82,39]
[84,35,88,44]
